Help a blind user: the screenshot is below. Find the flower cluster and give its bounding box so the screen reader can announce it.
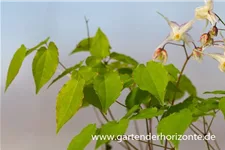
[153,0,225,72]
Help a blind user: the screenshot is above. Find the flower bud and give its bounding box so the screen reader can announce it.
[193,47,203,62]
[200,33,213,47]
[209,25,218,37]
[153,48,168,64]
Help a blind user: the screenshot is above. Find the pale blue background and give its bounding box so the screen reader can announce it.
[1,2,225,150]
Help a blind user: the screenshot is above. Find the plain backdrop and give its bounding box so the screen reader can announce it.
[1,2,225,150]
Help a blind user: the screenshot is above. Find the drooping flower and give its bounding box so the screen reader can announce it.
[200,33,213,47]
[157,12,195,46]
[195,0,218,26]
[193,47,204,62]
[153,48,168,64]
[206,53,225,72]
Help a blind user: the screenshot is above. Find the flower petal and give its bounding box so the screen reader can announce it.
[183,33,194,46]
[179,19,195,35]
[206,53,225,63]
[157,11,180,33]
[195,5,209,20]
[207,12,218,25]
[205,0,214,10]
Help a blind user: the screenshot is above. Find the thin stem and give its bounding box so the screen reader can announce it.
[215,13,225,26]
[125,140,139,150]
[191,124,204,135]
[116,101,127,108]
[123,141,131,150]
[203,116,221,150]
[149,119,153,150]
[182,41,188,58]
[145,119,152,150]
[209,129,221,150]
[93,107,103,125]
[192,42,197,48]
[59,61,67,70]
[206,116,215,134]
[163,42,184,48]
[203,117,207,133]
[202,117,212,150]
[213,40,224,43]
[108,108,115,121]
[100,111,109,122]
[189,126,199,135]
[164,140,168,150]
[138,140,170,149]
[172,53,192,105]
[84,16,91,49]
[189,126,216,150]
[205,140,211,150]
[134,121,144,150]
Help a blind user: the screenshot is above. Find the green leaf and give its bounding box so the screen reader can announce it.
[48,61,83,88]
[175,75,197,99]
[90,28,110,58]
[196,98,218,113]
[93,72,123,113]
[120,74,134,89]
[165,64,179,81]
[32,42,59,93]
[133,61,169,105]
[56,77,85,133]
[5,45,27,91]
[125,87,150,109]
[130,107,164,120]
[78,66,97,84]
[26,37,50,56]
[86,56,103,67]
[204,90,225,95]
[108,61,130,70]
[70,37,94,55]
[165,81,182,101]
[219,98,225,119]
[67,124,97,150]
[118,68,133,75]
[95,119,129,148]
[162,96,197,119]
[110,52,138,67]
[157,109,192,149]
[122,105,140,119]
[83,85,102,110]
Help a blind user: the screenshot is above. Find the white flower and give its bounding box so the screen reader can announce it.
[206,53,225,72]
[195,0,218,26]
[157,12,195,48]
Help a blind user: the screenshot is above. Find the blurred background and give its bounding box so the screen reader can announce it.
[1,2,225,150]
